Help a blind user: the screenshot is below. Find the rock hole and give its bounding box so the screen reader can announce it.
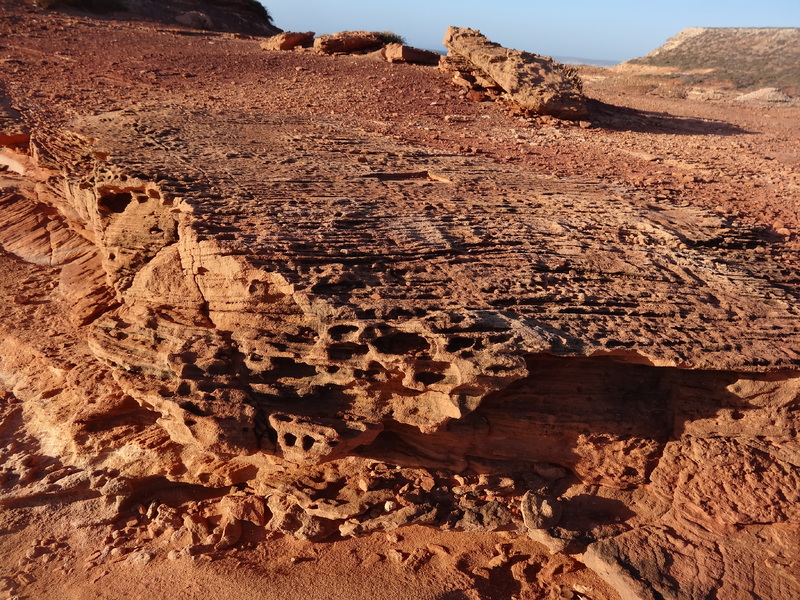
[149,226,163,234]
[414,371,446,385]
[179,401,208,417]
[97,191,132,214]
[301,435,315,451]
[385,307,415,319]
[327,342,369,361]
[372,332,430,355]
[486,364,515,374]
[181,364,205,379]
[284,433,297,447]
[328,324,359,341]
[273,414,292,423]
[271,357,317,378]
[446,337,475,352]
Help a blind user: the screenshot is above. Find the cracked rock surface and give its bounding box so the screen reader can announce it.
[0,2,799,599]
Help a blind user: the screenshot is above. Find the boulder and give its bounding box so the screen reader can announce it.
[260,31,315,51]
[520,491,562,530]
[383,43,440,66]
[314,30,383,54]
[734,87,794,103]
[442,26,588,120]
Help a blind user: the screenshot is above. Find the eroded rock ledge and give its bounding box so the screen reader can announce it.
[1,99,799,599]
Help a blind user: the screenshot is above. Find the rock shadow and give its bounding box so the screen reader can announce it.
[587,98,754,136]
[355,354,798,540]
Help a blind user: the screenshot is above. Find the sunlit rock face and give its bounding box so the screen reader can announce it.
[0,8,798,598]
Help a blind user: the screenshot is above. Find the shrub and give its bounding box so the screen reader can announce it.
[377,30,406,45]
[247,0,273,25]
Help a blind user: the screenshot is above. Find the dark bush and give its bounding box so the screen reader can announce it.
[246,0,273,24]
[377,30,406,45]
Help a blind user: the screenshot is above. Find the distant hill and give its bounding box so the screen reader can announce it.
[555,56,618,67]
[32,0,282,37]
[623,27,800,92]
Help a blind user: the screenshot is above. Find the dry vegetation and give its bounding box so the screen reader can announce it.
[627,27,800,93]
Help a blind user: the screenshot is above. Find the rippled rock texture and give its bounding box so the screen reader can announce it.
[0,4,799,599]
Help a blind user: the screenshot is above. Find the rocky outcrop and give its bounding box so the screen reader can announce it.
[2,101,798,598]
[442,26,589,120]
[38,0,281,37]
[383,43,441,66]
[314,31,384,54]
[735,87,795,103]
[261,31,315,51]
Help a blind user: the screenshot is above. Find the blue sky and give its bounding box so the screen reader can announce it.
[260,0,799,63]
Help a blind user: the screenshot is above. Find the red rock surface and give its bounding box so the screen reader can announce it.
[314,30,384,54]
[0,2,799,599]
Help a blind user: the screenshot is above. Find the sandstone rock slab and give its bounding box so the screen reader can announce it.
[314,31,383,54]
[383,43,440,66]
[261,31,315,51]
[442,26,588,120]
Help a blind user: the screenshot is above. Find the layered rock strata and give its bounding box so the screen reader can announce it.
[1,103,798,599]
[314,31,384,54]
[442,26,589,120]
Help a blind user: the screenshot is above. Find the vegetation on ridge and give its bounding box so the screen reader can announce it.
[377,30,406,45]
[246,0,272,25]
[628,27,800,92]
